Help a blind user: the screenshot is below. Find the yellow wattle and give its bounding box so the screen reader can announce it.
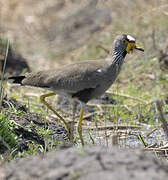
[126,42,134,54]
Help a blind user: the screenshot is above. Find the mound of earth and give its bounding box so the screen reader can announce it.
[1,96,68,153]
[0,146,168,180]
[4,46,30,76]
[0,39,30,77]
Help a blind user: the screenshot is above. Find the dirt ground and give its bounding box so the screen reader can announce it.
[0,146,168,180]
[0,1,168,179]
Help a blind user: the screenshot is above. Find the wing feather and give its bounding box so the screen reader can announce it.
[22,60,111,93]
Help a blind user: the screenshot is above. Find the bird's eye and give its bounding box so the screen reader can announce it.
[122,40,127,44]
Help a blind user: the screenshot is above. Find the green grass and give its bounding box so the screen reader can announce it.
[1,0,168,160]
[0,114,18,151]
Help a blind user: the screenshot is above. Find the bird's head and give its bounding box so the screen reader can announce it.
[114,34,144,54]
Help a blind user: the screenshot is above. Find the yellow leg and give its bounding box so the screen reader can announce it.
[77,107,85,146]
[69,101,77,143]
[40,93,70,137]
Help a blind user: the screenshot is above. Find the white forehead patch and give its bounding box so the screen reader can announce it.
[127,35,135,42]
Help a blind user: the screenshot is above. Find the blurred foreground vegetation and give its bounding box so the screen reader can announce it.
[0,0,168,161]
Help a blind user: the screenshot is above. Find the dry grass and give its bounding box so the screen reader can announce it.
[0,0,168,158]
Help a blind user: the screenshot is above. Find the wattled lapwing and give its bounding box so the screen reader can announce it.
[8,34,144,146]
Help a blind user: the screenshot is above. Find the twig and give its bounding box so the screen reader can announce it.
[146,128,158,137]
[89,132,95,144]
[0,39,9,111]
[156,100,168,139]
[88,103,138,109]
[106,91,148,104]
[83,111,99,120]
[110,133,119,146]
[83,125,143,130]
[151,28,158,51]
[144,147,168,152]
[146,100,155,105]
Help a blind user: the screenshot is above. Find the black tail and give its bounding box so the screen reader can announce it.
[8,76,26,85]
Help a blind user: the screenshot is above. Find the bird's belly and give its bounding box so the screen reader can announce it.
[90,82,112,100]
[52,89,72,98]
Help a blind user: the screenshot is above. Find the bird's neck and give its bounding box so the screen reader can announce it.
[107,48,126,66]
[106,49,127,75]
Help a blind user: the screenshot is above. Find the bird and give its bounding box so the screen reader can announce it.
[8,34,144,146]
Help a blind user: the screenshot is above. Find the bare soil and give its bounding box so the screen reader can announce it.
[0,146,168,180]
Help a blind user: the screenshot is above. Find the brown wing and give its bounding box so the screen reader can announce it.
[44,60,111,93]
[22,60,111,93]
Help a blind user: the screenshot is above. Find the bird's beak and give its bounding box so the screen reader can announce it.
[126,42,144,54]
[134,44,144,52]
